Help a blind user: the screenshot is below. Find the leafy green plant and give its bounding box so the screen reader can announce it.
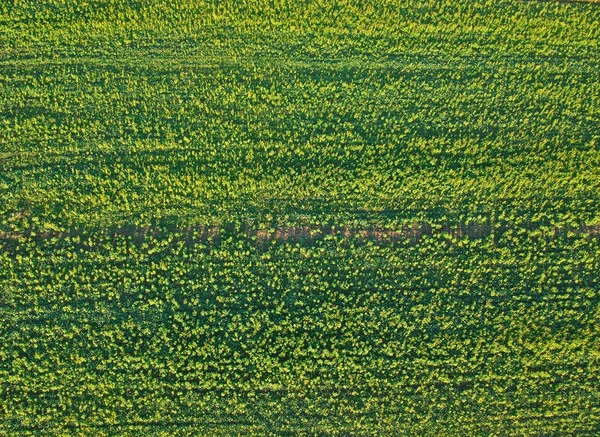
[1,0,600,435]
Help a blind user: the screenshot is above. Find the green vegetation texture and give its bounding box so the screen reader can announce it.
[1,0,600,435]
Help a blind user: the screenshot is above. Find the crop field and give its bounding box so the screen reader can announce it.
[1,0,600,436]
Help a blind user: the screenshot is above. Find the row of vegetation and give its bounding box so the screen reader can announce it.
[2,231,599,435]
[1,0,599,435]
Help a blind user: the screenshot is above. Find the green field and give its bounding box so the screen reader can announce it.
[1,1,600,435]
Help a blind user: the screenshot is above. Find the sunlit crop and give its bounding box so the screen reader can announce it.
[1,0,599,435]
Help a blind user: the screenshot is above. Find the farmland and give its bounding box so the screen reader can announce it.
[1,0,600,435]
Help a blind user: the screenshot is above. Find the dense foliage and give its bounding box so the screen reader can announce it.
[1,0,599,435]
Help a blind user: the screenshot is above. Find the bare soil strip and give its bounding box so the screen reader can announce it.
[1,222,599,247]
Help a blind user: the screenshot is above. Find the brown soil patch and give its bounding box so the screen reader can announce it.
[1,222,599,248]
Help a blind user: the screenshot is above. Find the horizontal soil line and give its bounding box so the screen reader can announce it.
[1,222,599,248]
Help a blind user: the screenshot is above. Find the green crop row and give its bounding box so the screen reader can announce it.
[1,56,599,232]
[1,0,600,435]
[1,232,599,435]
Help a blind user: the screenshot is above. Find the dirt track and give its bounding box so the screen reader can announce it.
[1,222,599,248]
